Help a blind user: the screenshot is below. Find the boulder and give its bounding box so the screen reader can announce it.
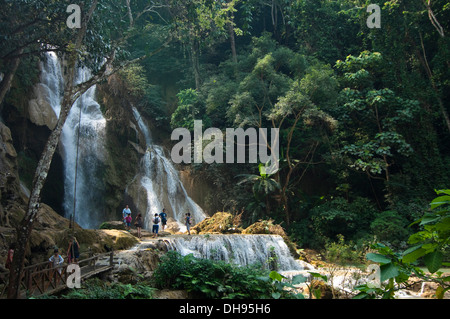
[191,212,241,234]
[164,217,180,234]
[113,247,162,283]
[27,83,58,130]
[99,220,127,230]
[242,219,286,236]
[243,219,299,259]
[96,229,140,251]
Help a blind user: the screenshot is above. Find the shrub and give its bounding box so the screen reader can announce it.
[310,196,378,246]
[323,234,364,265]
[61,278,155,299]
[152,251,279,299]
[370,210,410,248]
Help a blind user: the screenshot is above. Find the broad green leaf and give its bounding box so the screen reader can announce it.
[366,253,391,264]
[291,274,308,285]
[430,195,450,210]
[352,292,369,299]
[380,263,399,282]
[309,272,328,282]
[419,213,440,226]
[435,217,450,232]
[408,231,431,244]
[424,251,443,273]
[402,246,427,263]
[435,189,450,196]
[271,292,281,299]
[269,271,285,282]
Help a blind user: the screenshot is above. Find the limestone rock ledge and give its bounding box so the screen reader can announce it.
[0,203,140,268]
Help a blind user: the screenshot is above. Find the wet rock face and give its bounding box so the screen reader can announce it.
[0,121,23,228]
[27,83,58,130]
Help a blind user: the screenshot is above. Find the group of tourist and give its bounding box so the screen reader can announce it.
[48,236,80,274]
[5,236,80,275]
[122,205,193,238]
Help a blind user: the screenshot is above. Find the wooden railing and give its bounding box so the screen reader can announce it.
[0,251,114,299]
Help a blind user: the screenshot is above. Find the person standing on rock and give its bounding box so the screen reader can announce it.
[160,208,167,231]
[185,212,191,235]
[125,213,132,231]
[152,213,160,238]
[134,213,143,239]
[122,205,131,224]
[67,236,80,264]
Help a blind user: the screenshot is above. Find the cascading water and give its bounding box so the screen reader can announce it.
[39,52,106,228]
[164,234,305,271]
[131,107,207,230]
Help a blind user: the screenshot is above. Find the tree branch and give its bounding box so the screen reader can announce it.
[425,0,445,37]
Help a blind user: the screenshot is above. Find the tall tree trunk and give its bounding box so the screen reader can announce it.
[228,22,237,65]
[0,49,23,112]
[190,38,200,90]
[417,32,450,133]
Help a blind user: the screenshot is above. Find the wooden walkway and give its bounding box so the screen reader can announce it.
[0,251,114,299]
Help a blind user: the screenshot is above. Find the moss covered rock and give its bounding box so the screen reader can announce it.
[243,219,299,259]
[99,220,127,230]
[191,212,241,234]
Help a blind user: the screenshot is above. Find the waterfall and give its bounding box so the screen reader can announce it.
[131,107,207,230]
[38,52,64,118]
[39,52,106,228]
[163,234,304,271]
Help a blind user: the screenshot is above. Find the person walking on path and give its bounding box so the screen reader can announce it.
[134,213,143,239]
[67,236,80,264]
[185,212,191,235]
[160,208,168,231]
[152,213,160,238]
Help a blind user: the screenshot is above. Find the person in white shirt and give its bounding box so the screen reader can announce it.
[122,205,131,223]
[49,248,64,274]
